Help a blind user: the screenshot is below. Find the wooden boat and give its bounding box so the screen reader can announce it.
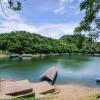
[40,67,57,85]
[21,54,32,60]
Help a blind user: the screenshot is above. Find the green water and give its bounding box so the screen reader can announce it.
[0,55,100,87]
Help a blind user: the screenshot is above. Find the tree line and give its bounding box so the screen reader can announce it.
[0,31,100,54]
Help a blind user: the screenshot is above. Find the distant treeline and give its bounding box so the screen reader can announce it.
[0,31,100,54]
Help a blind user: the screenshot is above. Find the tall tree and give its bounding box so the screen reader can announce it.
[74,0,100,33]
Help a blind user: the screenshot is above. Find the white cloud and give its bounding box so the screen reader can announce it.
[38,23,78,39]
[54,0,83,15]
[0,11,78,39]
[97,12,100,17]
[54,0,70,14]
[59,0,74,6]
[54,6,65,14]
[73,10,83,15]
[0,20,38,33]
[0,7,38,33]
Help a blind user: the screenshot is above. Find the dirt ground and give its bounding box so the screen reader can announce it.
[46,84,100,100]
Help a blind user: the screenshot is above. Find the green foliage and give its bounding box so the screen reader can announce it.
[74,0,100,33]
[0,31,100,54]
[96,94,100,100]
[8,0,22,10]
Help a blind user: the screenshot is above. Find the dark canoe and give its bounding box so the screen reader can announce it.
[40,67,57,85]
[96,78,100,83]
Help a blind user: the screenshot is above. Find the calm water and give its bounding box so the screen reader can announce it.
[0,55,100,87]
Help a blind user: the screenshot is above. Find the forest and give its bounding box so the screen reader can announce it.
[0,31,100,54]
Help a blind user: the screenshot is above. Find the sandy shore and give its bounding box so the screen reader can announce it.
[46,84,100,100]
[0,80,100,100]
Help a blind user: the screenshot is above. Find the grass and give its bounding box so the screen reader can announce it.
[80,94,100,100]
[13,97,51,100]
[6,94,100,100]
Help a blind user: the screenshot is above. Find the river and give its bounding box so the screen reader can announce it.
[0,55,100,87]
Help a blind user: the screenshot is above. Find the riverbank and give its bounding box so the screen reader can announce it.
[48,84,100,100]
[0,53,100,59]
[0,80,100,100]
[0,54,9,58]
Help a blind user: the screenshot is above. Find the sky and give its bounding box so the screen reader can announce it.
[0,0,99,39]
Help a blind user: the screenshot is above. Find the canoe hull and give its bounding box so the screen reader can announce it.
[41,72,57,85]
[40,67,57,85]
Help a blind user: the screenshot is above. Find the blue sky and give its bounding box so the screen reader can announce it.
[0,0,95,39]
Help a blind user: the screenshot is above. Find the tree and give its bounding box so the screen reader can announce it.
[74,0,100,33]
[8,0,22,10]
[0,0,22,15]
[88,28,99,41]
[0,31,100,54]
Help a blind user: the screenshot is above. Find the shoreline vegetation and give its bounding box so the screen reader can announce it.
[0,53,100,59]
[0,31,100,55]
